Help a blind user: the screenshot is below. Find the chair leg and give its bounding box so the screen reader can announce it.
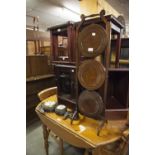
[59,138,63,155]
[42,124,49,155]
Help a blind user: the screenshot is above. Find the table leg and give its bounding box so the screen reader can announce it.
[42,124,49,155]
[92,147,110,155]
[120,138,129,155]
[92,148,99,155]
[83,149,89,155]
[59,138,63,155]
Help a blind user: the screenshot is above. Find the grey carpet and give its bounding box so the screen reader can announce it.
[26,120,85,155]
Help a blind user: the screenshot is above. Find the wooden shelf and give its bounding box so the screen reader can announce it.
[53,63,76,69]
[58,56,69,60]
[52,61,76,65]
[106,96,125,109]
[119,59,129,64]
[58,94,76,104]
[105,108,128,120]
[111,38,129,41]
[58,46,67,48]
[108,68,129,72]
[26,74,55,82]
[111,59,129,65]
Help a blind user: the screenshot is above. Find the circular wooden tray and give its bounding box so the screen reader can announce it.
[78,60,106,90]
[78,90,105,118]
[78,24,108,57]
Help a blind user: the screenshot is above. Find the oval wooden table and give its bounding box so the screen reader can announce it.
[35,95,128,155]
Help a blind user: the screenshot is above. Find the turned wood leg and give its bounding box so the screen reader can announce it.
[59,138,64,155]
[42,124,49,155]
[92,147,107,155]
[92,148,99,155]
[83,149,89,155]
[121,138,129,155]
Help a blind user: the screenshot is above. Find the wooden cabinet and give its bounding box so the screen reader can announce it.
[26,75,56,124]
[26,55,52,78]
[120,38,129,67]
[26,55,55,124]
[48,12,129,121]
[40,46,52,64]
[48,21,76,64]
[48,22,77,107]
[107,68,129,109]
[111,38,129,68]
[54,64,77,108]
[26,29,50,55]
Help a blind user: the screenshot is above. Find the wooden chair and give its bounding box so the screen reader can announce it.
[38,87,58,101]
[38,87,64,155]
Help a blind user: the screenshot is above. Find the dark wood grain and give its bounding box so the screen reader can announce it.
[48,11,129,121]
[26,75,56,124]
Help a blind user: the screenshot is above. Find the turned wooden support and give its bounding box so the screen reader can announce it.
[92,147,100,155]
[59,138,64,155]
[92,147,111,155]
[42,124,50,155]
[120,130,129,155]
[83,149,89,155]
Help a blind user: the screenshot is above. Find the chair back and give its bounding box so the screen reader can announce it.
[38,87,57,101]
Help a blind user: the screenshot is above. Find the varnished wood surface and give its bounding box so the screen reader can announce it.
[26,76,56,124]
[26,29,50,41]
[26,56,52,78]
[108,68,129,72]
[26,74,55,82]
[36,95,128,149]
[78,60,106,90]
[42,124,50,155]
[38,87,57,101]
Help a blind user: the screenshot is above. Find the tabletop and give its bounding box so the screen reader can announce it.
[36,95,128,149]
